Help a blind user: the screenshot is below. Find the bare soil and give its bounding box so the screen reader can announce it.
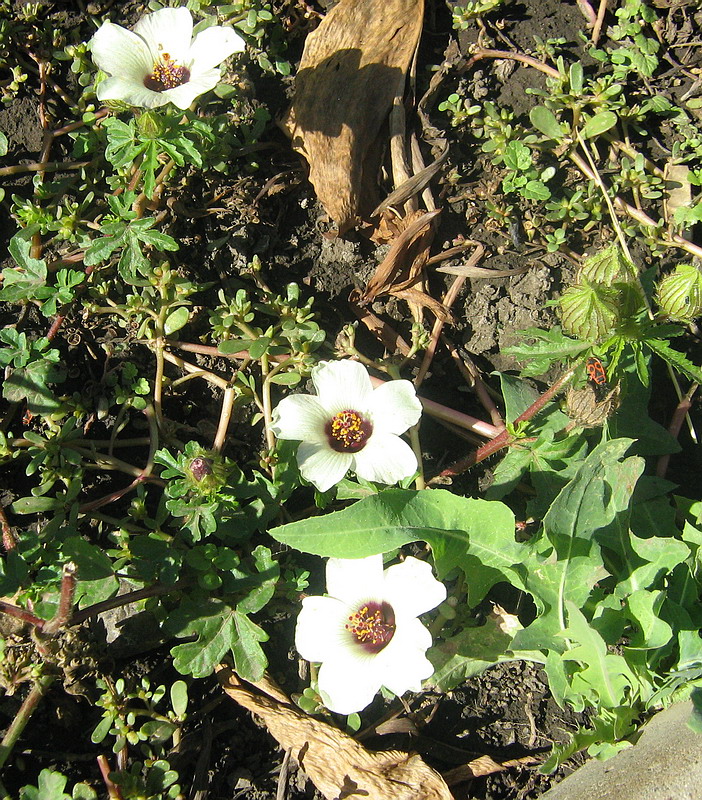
[1,0,701,798]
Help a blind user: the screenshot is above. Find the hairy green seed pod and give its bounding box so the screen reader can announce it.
[580,243,637,287]
[656,264,702,323]
[559,280,620,341]
[136,109,166,139]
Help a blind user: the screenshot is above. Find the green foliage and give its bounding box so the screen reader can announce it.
[275,440,702,766]
[452,0,506,29]
[0,234,85,315]
[91,676,183,798]
[20,769,96,800]
[1,0,701,788]
[82,193,179,285]
[103,113,208,199]
[0,329,66,414]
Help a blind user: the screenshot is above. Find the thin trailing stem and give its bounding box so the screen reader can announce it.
[97,754,124,800]
[0,674,56,772]
[656,382,699,479]
[0,159,91,177]
[213,385,237,454]
[446,340,505,430]
[70,582,183,626]
[161,350,229,390]
[466,47,560,80]
[415,243,485,387]
[0,600,45,630]
[434,364,578,479]
[43,562,78,635]
[79,403,160,512]
[0,505,17,551]
[591,0,609,46]
[260,354,276,452]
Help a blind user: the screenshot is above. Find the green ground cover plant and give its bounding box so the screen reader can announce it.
[0,0,701,797]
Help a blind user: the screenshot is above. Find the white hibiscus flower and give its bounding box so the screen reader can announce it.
[89,7,245,110]
[295,554,447,715]
[270,360,422,492]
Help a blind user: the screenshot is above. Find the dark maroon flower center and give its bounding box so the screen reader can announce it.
[345,601,396,654]
[143,54,190,92]
[325,409,372,453]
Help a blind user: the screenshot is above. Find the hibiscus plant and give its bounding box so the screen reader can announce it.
[0,1,701,798]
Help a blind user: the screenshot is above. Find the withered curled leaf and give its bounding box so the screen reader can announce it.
[280,0,425,233]
[216,666,454,800]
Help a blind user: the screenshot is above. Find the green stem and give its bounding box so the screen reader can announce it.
[0,674,56,771]
[260,354,275,452]
[213,386,236,454]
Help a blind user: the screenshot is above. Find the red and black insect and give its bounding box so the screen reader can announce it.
[586,356,609,399]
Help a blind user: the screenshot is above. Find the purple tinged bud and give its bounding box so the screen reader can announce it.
[189,456,213,482]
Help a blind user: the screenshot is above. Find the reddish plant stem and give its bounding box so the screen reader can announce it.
[591,0,609,46]
[368,375,501,439]
[0,600,45,630]
[465,48,561,80]
[97,755,124,800]
[69,582,184,626]
[576,0,597,27]
[0,159,91,177]
[656,383,699,479]
[79,403,160,512]
[43,562,78,635]
[446,339,505,429]
[436,365,577,478]
[52,108,110,138]
[0,504,17,551]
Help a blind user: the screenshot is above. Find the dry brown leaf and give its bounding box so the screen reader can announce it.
[358,209,440,304]
[663,163,692,227]
[348,303,413,356]
[216,666,454,800]
[280,0,425,233]
[443,753,542,785]
[393,286,454,324]
[435,264,529,279]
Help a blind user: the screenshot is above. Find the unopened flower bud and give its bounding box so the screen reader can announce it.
[189,456,213,482]
[559,281,620,341]
[136,110,166,139]
[656,264,702,323]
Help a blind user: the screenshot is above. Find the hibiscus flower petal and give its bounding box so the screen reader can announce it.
[296,442,351,492]
[317,655,382,714]
[187,25,245,72]
[312,360,373,414]
[90,22,152,81]
[383,557,447,618]
[295,596,349,663]
[270,394,328,443]
[162,70,221,109]
[97,76,167,108]
[133,7,193,63]
[352,432,417,485]
[376,617,435,695]
[326,554,384,605]
[369,379,422,435]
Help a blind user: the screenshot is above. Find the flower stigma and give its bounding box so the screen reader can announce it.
[144,51,190,92]
[326,409,373,453]
[346,601,396,654]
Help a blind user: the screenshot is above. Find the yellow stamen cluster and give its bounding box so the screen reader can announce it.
[328,409,371,453]
[346,602,395,653]
[144,53,190,92]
